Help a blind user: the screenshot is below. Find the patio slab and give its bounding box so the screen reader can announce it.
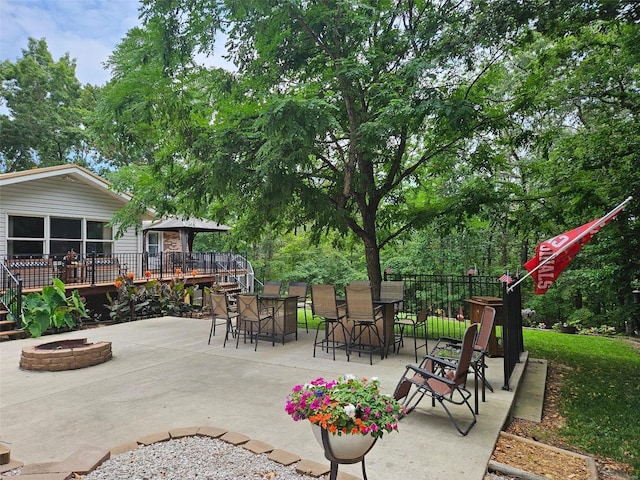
[0,316,528,479]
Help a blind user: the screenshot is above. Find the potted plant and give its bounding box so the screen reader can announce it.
[285,374,403,478]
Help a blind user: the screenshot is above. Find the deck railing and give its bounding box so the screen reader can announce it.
[1,263,22,328]
[1,251,252,290]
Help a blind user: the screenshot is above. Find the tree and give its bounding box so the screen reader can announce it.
[0,38,99,172]
[101,0,512,293]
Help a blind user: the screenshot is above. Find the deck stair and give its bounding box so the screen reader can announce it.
[0,311,26,341]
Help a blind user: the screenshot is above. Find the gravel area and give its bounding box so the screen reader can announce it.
[83,436,317,480]
[3,436,318,480]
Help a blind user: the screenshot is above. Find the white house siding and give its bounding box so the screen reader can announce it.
[0,175,139,257]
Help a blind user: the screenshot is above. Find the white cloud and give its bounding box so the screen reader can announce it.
[0,0,141,85]
[1,0,233,86]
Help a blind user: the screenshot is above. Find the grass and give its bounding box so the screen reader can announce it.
[523,329,640,476]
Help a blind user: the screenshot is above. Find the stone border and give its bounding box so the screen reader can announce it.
[0,425,362,480]
[488,432,598,480]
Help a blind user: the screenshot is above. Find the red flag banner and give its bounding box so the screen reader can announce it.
[522,197,631,294]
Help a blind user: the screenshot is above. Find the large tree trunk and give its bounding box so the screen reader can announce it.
[361,208,382,299]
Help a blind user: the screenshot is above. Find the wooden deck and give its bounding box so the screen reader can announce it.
[21,274,229,297]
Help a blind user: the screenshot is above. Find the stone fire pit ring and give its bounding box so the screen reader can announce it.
[20,338,112,372]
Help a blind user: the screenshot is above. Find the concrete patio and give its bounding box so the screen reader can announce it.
[0,316,528,479]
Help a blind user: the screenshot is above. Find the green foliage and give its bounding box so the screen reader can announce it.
[0,38,101,172]
[99,0,519,289]
[523,330,640,475]
[567,307,595,330]
[20,278,89,337]
[106,275,196,322]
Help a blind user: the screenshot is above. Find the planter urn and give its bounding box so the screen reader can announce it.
[311,423,377,480]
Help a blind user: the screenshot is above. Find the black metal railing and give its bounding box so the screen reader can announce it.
[1,263,22,329]
[1,251,251,290]
[386,272,525,390]
[385,272,504,340]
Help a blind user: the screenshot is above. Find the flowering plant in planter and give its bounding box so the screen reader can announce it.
[285,374,404,439]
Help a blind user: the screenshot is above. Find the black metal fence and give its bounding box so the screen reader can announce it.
[385,272,504,340]
[386,272,524,389]
[502,282,524,390]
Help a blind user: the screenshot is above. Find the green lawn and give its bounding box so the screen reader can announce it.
[523,329,640,476]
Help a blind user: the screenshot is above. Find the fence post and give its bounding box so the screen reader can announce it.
[502,282,524,390]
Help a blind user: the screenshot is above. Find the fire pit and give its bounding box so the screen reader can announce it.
[20,338,112,371]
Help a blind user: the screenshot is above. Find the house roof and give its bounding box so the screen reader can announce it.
[143,217,231,233]
[0,164,153,219]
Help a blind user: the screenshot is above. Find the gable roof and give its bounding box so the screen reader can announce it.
[1,164,135,206]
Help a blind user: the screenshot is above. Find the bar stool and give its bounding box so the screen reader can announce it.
[311,284,349,360]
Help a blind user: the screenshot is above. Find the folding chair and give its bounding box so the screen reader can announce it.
[311,284,349,360]
[430,306,496,413]
[236,294,275,351]
[393,323,478,435]
[210,291,240,346]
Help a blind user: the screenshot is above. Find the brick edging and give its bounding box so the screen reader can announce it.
[1,425,363,480]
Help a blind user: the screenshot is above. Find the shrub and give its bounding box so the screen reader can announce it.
[21,278,89,337]
[106,273,196,322]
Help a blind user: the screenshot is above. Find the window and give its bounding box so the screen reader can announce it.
[50,217,82,258]
[6,216,114,258]
[86,221,113,256]
[7,216,45,257]
[147,232,160,255]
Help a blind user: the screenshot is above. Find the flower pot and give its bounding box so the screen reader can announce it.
[310,423,377,463]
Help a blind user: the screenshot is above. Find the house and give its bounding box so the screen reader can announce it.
[0,164,150,263]
[0,165,253,291]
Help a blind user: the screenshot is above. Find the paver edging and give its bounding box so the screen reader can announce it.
[2,425,350,480]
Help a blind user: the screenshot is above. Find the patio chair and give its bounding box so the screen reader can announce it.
[263,281,282,297]
[393,323,478,436]
[287,282,311,333]
[311,284,349,360]
[210,291,239,347]
[345,284,385,365]
[236,294,275,351]
[430,305,496,413]
[394,308,429,362]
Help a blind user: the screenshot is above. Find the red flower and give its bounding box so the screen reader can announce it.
[127,271,135,280]
[144,270,152,278]
[115,279,123,288]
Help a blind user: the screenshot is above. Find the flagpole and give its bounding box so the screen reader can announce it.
[508,196,633,292]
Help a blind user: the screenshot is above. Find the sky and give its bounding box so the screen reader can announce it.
[1,0,140,85]
[0,0,231,86]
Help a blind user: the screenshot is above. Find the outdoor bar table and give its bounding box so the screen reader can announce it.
[333,297,399,359]
[258,294,299,343]
[373,298,401,358]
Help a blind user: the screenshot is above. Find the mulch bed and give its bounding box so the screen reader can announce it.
[485,363,634,480]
